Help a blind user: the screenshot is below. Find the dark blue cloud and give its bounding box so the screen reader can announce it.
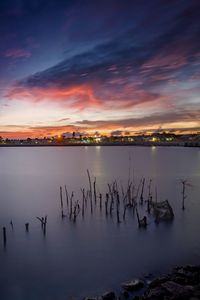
[2,0,200,117]
[7,0,198,109]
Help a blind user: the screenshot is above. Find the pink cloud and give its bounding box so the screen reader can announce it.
[5,48,31,59]
[141,41,192,72]
[6,84,103,110]
[6,80,165,112]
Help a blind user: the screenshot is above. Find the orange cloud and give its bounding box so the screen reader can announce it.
[7,84,103,110]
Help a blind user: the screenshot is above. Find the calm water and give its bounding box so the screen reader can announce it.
[0,146,200,300]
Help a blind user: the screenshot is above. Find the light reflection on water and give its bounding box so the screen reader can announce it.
[0,146,200,300]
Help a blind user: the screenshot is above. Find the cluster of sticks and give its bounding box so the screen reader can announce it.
[36,216,48,235]
[1,174,189,248]
[59,170,159,228]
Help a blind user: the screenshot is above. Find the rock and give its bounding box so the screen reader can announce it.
[122,279,144,291]
[173,266,200,285]
[102,291,116,300]
[153,200,174,222]
[85,265,200,300]
[149,276,169,288]
[161,281,194,297]
[184,265,200,272]
[83,298,100,300]
[121,290,129,298]
[145,286,168,299]
[193,285,200,298]
[169,274,190,286]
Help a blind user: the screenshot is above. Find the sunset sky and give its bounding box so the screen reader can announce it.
[0,0,200,138]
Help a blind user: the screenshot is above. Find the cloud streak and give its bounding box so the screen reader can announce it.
[1,108,199,138]
[5,48,31,59]
[1,0,200,136]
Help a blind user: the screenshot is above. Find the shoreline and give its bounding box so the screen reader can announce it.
[0,142,199,148]
[83,265,200,299]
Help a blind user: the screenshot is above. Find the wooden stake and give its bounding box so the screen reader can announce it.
[60,186,64,217]
[10,220,14,230]
[3,227,6,246]
[99,193,102,210]
[25,223,29,232]
[140,178,145,204]
[64,185,69,207]
[87,169,92,203]
[93,178,97,204]
[181,180,187,210]
[105,193,109,215]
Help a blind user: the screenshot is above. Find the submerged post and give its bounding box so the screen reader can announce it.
[81,188,85,217]
[116,192,120,223]
[140,178,145,205]
[10,220,14,230]
[147,179,152,213]
[93,178,97,205]
[181,180,187,210]
[64,185,69,207]
[87,169,92,203]
[3,227,6,247]
[99,193,102,210]
[60,186,64,218]
[69,192,74,219]
[105,193,109,216]
[25,223,29,232]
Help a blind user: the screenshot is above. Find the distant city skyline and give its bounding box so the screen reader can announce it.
[0,0,200,138]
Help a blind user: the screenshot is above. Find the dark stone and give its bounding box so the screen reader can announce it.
[149,276,169,288]
[121,290,129,298]
[83,297,100,300]
[145,286,169,299]
[170,274,191,285]
[122,279,144,291]
[153,200,174,222]
[193,287,200,298]
[102,291,116,300]
[184,265,200,272]
[161,281,194,297]
[85,265,200,300]
[173,266,200,285]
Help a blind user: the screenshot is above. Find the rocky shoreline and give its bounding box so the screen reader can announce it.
[83,265,200,300]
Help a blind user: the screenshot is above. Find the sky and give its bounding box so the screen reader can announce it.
[0,0,200,138]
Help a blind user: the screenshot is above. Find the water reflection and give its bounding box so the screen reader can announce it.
[0,146,200,300]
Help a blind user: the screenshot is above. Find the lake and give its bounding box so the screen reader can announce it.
[0,146,200,300]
